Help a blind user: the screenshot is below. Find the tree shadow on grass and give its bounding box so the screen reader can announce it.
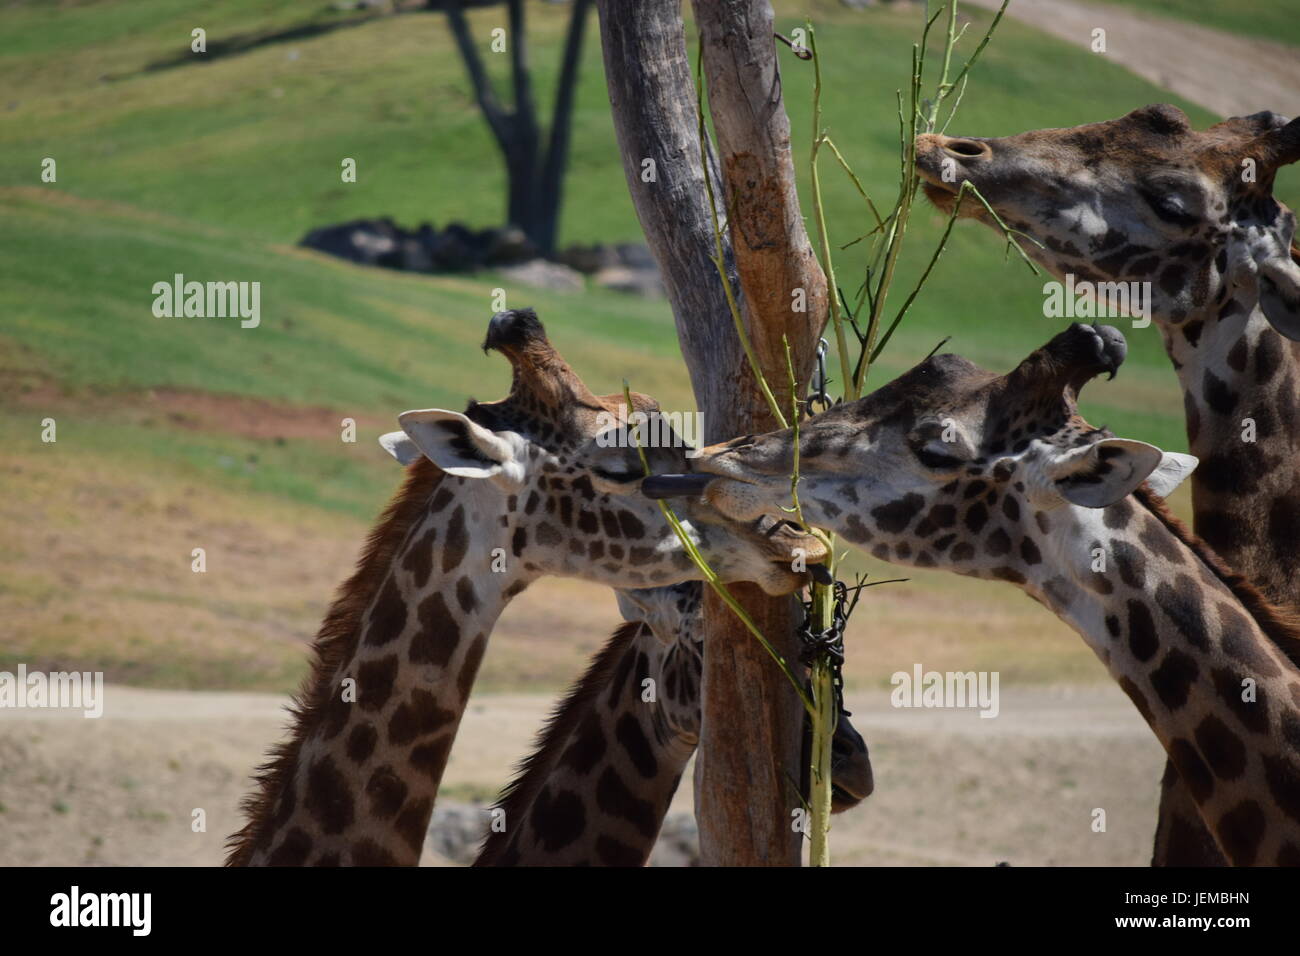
[122,2,464,77]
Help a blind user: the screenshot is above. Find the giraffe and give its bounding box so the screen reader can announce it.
[225,308,824,866]
[473,582,874,866]
[647,323,1300,866]
[914,104,1300,864]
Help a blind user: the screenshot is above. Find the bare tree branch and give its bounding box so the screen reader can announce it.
[445,0,511,147]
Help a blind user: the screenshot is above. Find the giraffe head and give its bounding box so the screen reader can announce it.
[646,324,1196,593]
[380,308,823,595]
[616,581,702,650]
[916,105,1300,340]
[616,582,874,811]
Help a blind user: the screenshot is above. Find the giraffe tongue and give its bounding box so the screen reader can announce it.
[808,563,835,586]
[641,473,713,499]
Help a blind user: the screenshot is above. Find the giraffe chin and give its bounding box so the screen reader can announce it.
[918,178,989,223]
[920,179,957,214]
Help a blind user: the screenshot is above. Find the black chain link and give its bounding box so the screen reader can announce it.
[797,578,855,718]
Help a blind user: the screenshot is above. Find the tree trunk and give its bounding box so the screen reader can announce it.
[504,0,541,237]
[596,0,827,865]
[692,0,828,404]
[505,136,540,238]
[536,0,593,254]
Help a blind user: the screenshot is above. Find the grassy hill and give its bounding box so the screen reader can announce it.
[1,0,1291,692]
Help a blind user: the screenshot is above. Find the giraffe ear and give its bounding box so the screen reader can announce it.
[1258,252,1300,341]
[1049,438,1163,508]
[379,431,423,466]
[395,409,525,489]
[615,589,675,646]
[1145,452,1198,498]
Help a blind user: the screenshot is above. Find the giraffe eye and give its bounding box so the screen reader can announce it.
[910,421,971,471]
[1138,185,1198,226]
[592,465,638,483]
[916,446,965,470]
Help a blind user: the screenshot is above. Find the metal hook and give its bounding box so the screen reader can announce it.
[808,337,832,414]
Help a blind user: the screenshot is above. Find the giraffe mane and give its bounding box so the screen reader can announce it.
[473,621,645,866]
[224,458,445,866]
[1133,484,1300,671]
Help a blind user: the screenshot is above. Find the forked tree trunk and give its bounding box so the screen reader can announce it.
[443,0,592,254]
[596,0,827,865]
[535,0,593,253]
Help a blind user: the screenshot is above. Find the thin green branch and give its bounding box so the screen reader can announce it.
[939,0,1010,132]
[623,382,811,713]
[807,23,853,415]
[823,137,886,235]
[964,182,1043,274]
[828,0,1014,395]
[870,182,969,363]
[807,642,835,867]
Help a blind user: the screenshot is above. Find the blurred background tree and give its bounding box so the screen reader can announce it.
[435,0,593,254]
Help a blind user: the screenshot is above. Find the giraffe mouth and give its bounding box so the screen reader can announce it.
[752,514,832,574]
[914,146,961,208]
[921,179,959,213]
[643,479,832,582]
[914,133,997,220]
[918,175,990,223]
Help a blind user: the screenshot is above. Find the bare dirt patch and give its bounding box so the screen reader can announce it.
[0,683,1160,866]
[966,0,1300,118]
[3,370,389,445]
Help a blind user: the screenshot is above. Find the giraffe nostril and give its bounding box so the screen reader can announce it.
[942,138,990,159]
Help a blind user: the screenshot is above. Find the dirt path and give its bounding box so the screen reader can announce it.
[0,682,1164,866]
[965,0,1300,118]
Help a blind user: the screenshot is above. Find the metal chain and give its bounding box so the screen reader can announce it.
[797,578,853,717]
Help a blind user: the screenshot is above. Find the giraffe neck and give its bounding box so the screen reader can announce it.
[227,461,528,866]
[1030,487,1300,866]
[475,622,700,866]
[1030,219,1300,864]
[1155,296,1300,866]
[1161,298,1300,605]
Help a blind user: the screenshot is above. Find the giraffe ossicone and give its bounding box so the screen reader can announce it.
[650,323,1300,866]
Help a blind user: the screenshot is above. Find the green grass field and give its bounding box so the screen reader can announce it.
[1,0,1291,691]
